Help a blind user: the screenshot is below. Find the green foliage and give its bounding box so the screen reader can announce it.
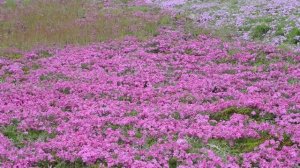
[0,121,55,148]
[171,111,181,120]
[38,50,53,58]
[207,139,232,160]
[32,63,41,70]
[227,49,240,56]
[135,129,143,138]
[116,0,133,4]
[39,73,69,81]
[1,52,23,59]
[126,110,138,117]
[278,134,294,149]
[253,52,269,66]
[207,132,272,159]
[247,17,273,24]
[231,137,267,154]
[179,94,196,104]
[0,76,5,83]
[251,24,271,39]
[145,137,157,148]
[22,66,30,74]
[288,78,300,85]
[275,25,284,36]
[209,107,253,121]
[186,136,203,153]
[118,95,133,102]
[117,68,135,76]
[168,158,178,168]
[159,15,172,25]
[286,28,300,44]
[36,158,91,168]
[209,106,276,122]
[184,48,193,55]
[58,87,71,94]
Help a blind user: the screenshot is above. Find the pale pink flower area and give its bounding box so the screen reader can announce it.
[0,28,299,167]
[148,0,300,50]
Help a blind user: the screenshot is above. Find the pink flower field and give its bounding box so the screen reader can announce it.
[1,29,299,167]
[0,0,300,168]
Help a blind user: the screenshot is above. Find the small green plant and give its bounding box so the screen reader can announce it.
[159,15,172,25]
[58,87,71,94]
[275,25,285,36]
[186,136,203,153]
[135,129,143,138]
[253,52,269,66]
[145,137,157,148]
[2,52,23,59]
[288,78,300,85]
[81,63,92,70]
[0,121,55,148]
[126,110,138,117]
[22,66,30,74]
[184,48,193,55]
[39,73,69,81]
[117,68,135,76]
[286,28,300,44]
[171,111,181,120]
[179,94,196,104]
[251,24,271,39]
[278,134,294,149]
[168,157,178,168]
[118,95,133,102]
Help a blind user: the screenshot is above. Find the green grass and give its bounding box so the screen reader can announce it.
[251,24,271,40]
[247,17,273,24]
[0,120,55,148]
[186,136,203,153]
[207,132,272,159]
[286,28,300,44]
[0,0,172,55]
[209,106,275,122]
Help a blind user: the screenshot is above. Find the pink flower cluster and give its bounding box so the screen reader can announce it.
[0,29,299,167]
